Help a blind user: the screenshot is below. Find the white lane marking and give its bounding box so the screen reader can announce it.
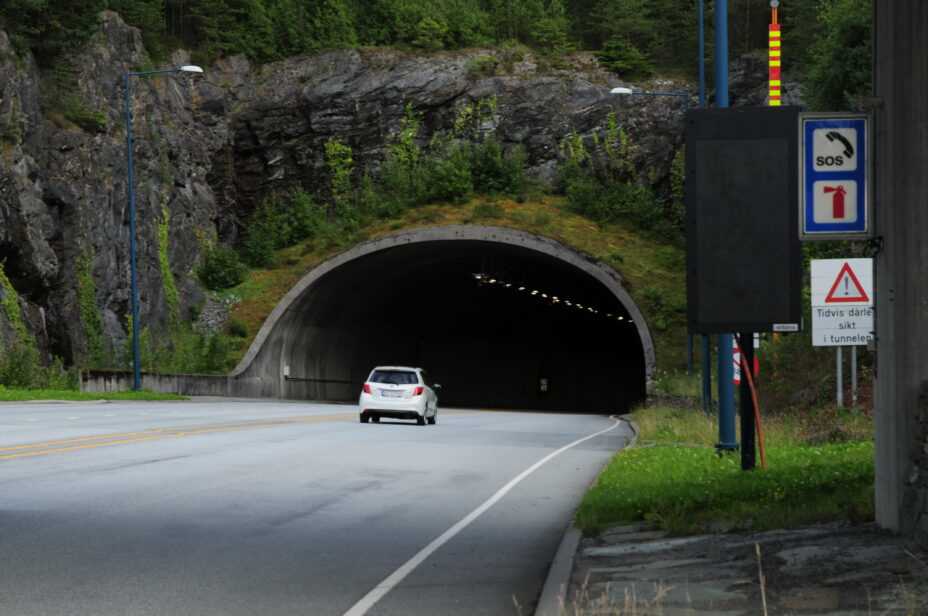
[104,414,115,417]
[342,418,623,616]
[68,417,80,420]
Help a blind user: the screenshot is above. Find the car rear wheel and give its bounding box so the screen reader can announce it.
[372,415,380,423]
[360,415,368,423]
[427,414,437,425]
[417,414,426,426]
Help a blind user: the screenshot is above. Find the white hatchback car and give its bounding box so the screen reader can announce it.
[359,366,440,426]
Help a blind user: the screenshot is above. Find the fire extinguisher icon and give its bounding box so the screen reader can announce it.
[823,185,847,219]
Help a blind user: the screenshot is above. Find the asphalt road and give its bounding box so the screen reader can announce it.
[0,400,631,615]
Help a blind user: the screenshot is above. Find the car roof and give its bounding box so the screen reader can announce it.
[371,366,420,372]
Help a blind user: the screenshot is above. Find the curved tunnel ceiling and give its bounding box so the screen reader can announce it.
[231,227,655,413]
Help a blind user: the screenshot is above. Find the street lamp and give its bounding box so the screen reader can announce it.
[123,64,203,391]
[609,86,692,109]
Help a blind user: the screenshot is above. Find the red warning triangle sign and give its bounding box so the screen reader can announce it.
[824,262,869,303]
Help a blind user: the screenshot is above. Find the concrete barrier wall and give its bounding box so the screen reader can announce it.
[80,370,298,399]
[81,370,232,397]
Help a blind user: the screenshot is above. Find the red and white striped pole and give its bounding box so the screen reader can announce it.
[768,1,781,106]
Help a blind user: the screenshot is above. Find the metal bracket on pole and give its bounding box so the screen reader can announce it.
[701,335,712,415]
[836,346,844,407]
[851,345,858,407]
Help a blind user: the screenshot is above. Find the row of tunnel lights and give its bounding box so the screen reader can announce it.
[472,273,634,324]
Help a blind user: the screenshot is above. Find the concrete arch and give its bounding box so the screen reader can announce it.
[230,225,656,406]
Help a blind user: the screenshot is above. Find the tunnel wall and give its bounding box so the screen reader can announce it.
[229,226,657,405]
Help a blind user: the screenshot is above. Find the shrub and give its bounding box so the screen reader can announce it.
[425,141,473,203]
[242,190,327,267]
[465,55,499,79]
[597,36,654,80]
[0,344,76,390]
[227,319,248,338]
[472,139,525,194]
[197,245,247,290]
[412,17,448,50]
[0,343,40,388]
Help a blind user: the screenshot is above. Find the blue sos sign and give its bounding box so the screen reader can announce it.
[799,113,872,240]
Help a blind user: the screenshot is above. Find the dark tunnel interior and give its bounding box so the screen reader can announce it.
[278,241,647,413]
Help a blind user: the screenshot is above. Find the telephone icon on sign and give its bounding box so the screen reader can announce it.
[826,131,854,158]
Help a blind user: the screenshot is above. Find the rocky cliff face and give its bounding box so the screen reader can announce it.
[0,12,780,368]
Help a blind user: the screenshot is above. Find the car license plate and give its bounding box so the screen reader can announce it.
[381,390,402,398]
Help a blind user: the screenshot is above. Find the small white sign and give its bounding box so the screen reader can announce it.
[811,305,873,347]
[811,258,874,347]
[812,127,859,172]
[810,258,873,307]
[812,180,858,223]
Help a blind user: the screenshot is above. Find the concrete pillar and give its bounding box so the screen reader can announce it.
[873,1,928,533]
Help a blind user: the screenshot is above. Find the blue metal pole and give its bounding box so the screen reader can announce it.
[715,0,729,108]
[698,0,706,108]
[701,335,712,414]
[714,0,736,451]
[125,73,142,391]
[717,335,736,449]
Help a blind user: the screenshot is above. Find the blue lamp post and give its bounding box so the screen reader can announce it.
[124,64,203,391]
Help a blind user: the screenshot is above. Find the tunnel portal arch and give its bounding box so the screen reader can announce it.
[231,226,656,412]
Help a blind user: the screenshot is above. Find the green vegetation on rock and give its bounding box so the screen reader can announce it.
[0,262,75,389]
[77,248,106,367]
[0,260,30,344]
[158,208,180,325]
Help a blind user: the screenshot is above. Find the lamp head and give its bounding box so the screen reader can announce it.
[610,87,634,95]
[178,65,204,74]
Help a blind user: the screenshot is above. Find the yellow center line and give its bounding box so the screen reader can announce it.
[0,435,169,460]
[0,430,164,453]
[0,413,355,461]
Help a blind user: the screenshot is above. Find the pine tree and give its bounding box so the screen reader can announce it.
[108,0,166,59]
[0,0,106,64]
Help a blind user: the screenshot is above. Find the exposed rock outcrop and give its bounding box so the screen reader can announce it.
[0,12,783,367]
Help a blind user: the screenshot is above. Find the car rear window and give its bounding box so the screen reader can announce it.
[369,370,419,385]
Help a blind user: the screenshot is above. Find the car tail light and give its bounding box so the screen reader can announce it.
[363,383,372,394]
[413,386,424,396]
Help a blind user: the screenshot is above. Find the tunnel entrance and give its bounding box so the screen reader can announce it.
[232,227,654,413]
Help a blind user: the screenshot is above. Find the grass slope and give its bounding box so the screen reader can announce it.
[0,388,186,402]
[224,196,686,370]
[576,404,874,535]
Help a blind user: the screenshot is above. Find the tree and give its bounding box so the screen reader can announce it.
[108,0,166,59]
[597,36,654,80]
[0,0,106,64]
[188,0,276,61]
[529,0,572,55]
[802,0,872,111]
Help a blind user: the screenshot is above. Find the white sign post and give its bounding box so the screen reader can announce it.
[811,258,873,407]
[810,258,874,346]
